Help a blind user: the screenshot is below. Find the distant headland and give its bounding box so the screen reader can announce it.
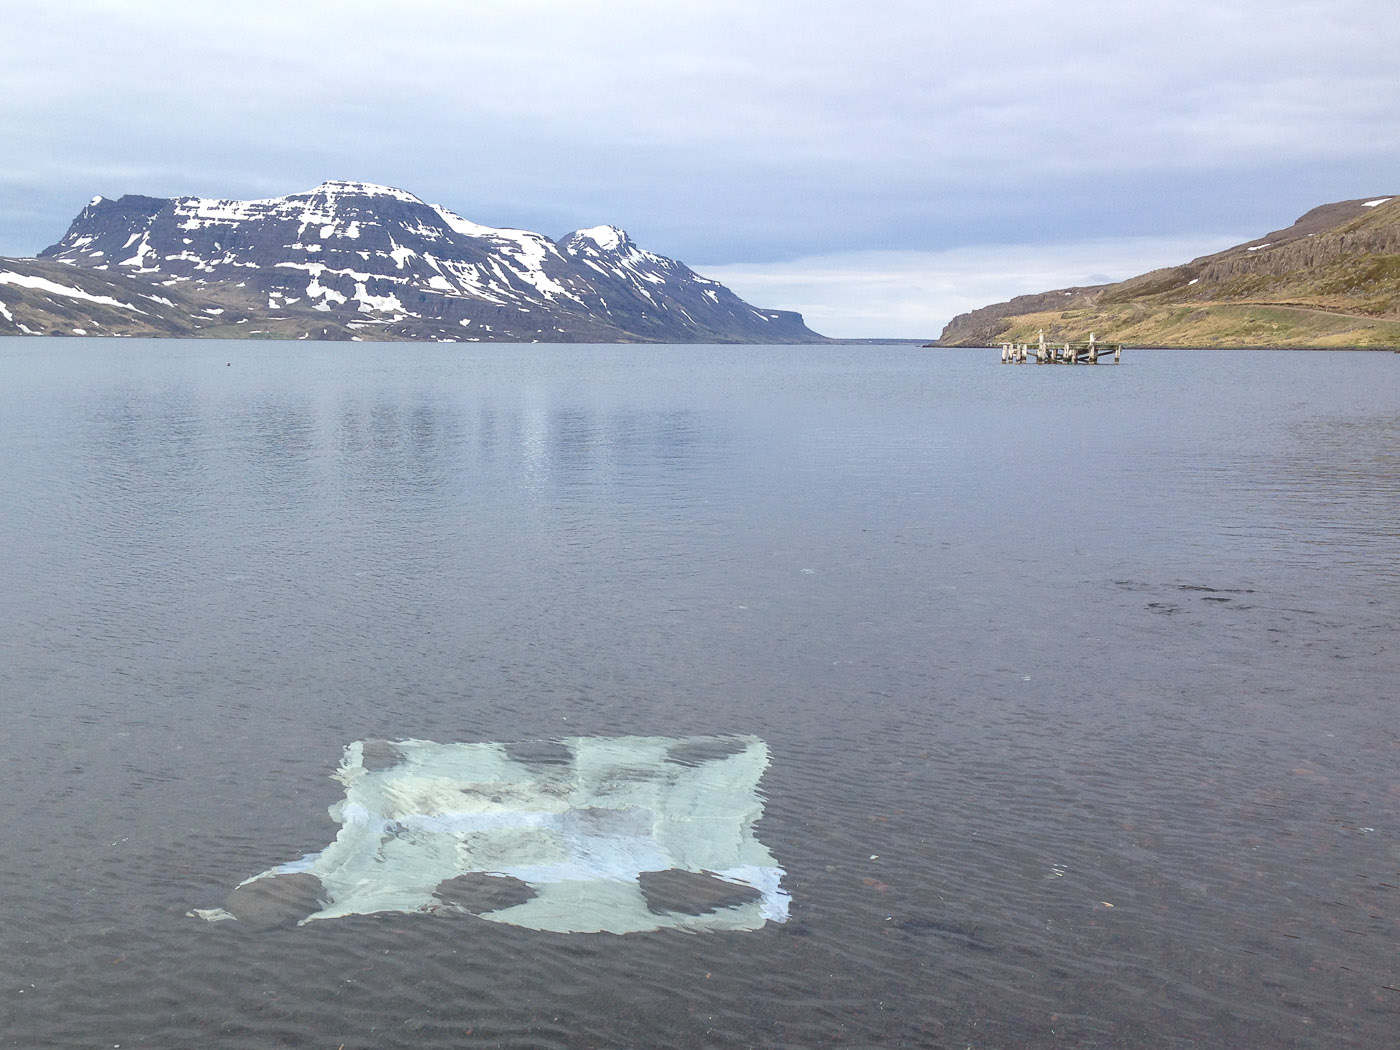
[933,196,1400,349]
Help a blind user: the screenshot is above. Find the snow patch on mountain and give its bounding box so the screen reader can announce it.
[317,180,422,203]
[572,225,626,251]
[120,232,156,269]
[353,283,403,314]
[432,205,501,240]
[0,270,147,312]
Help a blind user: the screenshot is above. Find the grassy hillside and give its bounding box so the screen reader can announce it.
[986,303,1400,349]
[937,196,1400,348]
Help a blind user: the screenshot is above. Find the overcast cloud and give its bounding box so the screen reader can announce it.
[2,0,1396,336]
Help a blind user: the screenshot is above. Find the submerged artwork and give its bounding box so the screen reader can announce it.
[196,735,789,934]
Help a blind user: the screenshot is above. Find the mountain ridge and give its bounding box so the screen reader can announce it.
[1,180,824,343]
[935,195,1400,349]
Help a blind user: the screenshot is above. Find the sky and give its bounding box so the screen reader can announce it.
[2,0,1397,337]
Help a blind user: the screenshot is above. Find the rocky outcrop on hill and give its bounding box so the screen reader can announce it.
[2,180,825,343]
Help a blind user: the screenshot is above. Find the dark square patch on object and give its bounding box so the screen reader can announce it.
[502,739,575,769]
[665,737,750,768]
[223,872,325,929]
[638,868,764,916]
[433,872,538,914]
[359,740,405,772]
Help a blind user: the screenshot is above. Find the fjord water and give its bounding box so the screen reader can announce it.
[1,340,1396,1049]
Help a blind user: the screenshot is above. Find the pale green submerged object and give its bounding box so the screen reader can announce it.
[195,735,790,933]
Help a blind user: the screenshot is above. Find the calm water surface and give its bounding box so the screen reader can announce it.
[1,340,1397,1049]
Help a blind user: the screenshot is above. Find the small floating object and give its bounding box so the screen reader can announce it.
[194,734,789,934]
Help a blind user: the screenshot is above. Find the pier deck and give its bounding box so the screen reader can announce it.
[1001,331,1121,364]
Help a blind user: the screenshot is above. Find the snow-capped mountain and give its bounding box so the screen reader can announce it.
[27,180,822,342]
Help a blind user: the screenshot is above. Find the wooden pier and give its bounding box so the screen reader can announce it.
[1001,330,1121,364]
